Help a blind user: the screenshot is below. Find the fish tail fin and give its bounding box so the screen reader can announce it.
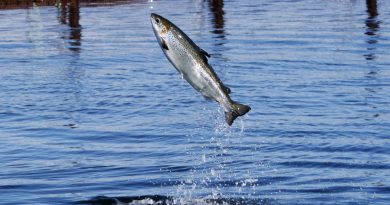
[225,101,251,126]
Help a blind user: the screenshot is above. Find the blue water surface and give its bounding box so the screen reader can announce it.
[0,0,389,204]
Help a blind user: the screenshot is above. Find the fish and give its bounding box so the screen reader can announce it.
[150,13,250,125]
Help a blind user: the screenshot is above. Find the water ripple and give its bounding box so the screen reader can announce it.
[1,0,390,204]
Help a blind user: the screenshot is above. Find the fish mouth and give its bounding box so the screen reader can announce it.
[150,13,161,30]
[150,13,156,23]
[150,13,166,26]
[150,13,161,24]
[150,13,172,39]
[150,13,159,33]
[150,13,162,47]
[150,13,162,20]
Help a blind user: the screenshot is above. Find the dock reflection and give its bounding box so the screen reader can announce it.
[0,0,139,9]
[207,0,227,60]
[208,0,225,38]
[58,0,82,52]
[363,0,381,120]
[364,0,380,61]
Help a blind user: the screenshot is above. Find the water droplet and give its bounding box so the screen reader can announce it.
[202,154,206,162]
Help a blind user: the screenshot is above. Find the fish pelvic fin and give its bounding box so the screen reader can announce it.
[222,84,231,94]
[225,101,251,126]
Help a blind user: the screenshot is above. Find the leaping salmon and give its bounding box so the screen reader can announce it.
[150,13,250,125]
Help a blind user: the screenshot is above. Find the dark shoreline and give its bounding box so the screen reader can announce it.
[0,0,142,10]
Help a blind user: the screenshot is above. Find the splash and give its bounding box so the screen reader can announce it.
[77,195,274,205]
[149,0,154,10]
[172,108,260,203]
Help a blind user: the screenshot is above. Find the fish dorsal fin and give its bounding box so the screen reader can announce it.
[161,38,169,50]
[201,49,211,58]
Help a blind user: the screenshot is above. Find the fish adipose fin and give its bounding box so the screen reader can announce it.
[161,39,169,50]
[201,49,211,58]
[200,49,210,62]
[225,102,251,126]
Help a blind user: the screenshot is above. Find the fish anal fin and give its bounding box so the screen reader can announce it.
[161,38,169,50]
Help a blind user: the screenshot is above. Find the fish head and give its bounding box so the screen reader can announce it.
[150,13,172,41]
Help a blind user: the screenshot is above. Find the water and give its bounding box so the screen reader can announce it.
[0,0,389,204]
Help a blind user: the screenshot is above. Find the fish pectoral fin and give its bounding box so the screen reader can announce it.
[201,49,211,58]
[161,38,169,50]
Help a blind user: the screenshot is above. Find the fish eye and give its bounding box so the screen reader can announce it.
[156,18,160,23]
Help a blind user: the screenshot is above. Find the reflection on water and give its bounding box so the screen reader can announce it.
[58,0,83,128]
[363,0,381,120]
[58,0,82,52]
[207,0,226,61]
[0,0,140,9]
[0,0,57,9]
[26,5,44,54]
[364,0,380,61]
[208,0,225,37]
